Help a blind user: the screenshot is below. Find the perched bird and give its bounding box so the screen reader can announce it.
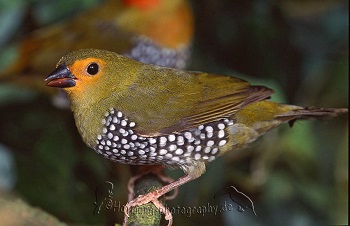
[45,49,347,224]
[1,0,193,100]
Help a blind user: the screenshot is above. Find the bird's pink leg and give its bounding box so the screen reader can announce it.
[123,161,206,225]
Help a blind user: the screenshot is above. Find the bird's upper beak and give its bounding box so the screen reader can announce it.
[45,64,77,88]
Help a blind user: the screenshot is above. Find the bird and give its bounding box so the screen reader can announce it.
[1,0,193,104]
[45,48,347,225]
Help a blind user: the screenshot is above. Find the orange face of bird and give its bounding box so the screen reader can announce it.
[45,58,106,96]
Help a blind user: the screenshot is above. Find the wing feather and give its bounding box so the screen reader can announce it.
[125,68,274,136]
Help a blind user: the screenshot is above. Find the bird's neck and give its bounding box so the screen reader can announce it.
[69,98,100,148]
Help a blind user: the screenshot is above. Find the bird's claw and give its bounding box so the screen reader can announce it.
[123,191,173,226]
[124,190,159,213]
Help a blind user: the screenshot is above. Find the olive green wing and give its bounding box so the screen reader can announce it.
[129,68,274,136]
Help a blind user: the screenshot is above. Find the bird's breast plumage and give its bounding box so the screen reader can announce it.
[94,108,234,166]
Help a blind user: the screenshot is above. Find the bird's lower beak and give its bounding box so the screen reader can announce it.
[45,64,77,88]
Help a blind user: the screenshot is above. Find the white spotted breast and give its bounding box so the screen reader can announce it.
[95,108,233,166]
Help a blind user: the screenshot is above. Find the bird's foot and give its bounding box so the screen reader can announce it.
[151,199,173,226]
[123,162,205,225]
[123,165,177,226]
[124,186,165,216]
[123,188,173,226]
[127,165,178,202]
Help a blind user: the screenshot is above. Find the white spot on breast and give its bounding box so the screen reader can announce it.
[218,123,225,130]
[159,149,167,155]
[218,130,225,138]
[218,140,227,146]
[175,148,184,155]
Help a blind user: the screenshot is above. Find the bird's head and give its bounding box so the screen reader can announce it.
[45,49,144,146]
[45,49,141,106]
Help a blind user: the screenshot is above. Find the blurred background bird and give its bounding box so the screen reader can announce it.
[0,0,193,107]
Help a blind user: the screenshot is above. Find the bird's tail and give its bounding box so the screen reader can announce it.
[276,107,348,127]
[225,102,347,153]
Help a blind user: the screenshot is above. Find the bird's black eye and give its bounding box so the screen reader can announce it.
[87,63,99,76]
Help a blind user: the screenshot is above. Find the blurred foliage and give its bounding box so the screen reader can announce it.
[0,0,348,226]
[0,193,66,226]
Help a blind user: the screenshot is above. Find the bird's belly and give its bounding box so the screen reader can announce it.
[94,108,233,166]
